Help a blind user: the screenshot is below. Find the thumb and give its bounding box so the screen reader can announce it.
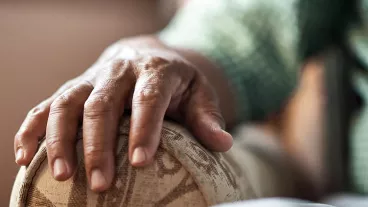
[183,76,233,151]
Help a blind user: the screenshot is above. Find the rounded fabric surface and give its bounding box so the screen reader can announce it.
[10,117,293,207]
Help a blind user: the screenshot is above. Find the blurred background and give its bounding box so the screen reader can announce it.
[0,0,181,204]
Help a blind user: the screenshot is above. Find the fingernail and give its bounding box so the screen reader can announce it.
[15,148,24,162]
[221,129,233,149]
[132,147,146,164]
[53,158,67,178]
[91,169,107,191]
[222,129,232,137]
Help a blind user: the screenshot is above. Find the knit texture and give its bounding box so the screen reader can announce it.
[160,0,368,194]
[160,0,299,121]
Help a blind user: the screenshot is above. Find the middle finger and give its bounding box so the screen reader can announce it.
[83,60,135,192]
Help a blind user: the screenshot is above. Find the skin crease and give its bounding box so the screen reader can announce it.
[14,35,234,192]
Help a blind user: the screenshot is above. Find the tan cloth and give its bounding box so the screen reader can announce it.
[10,117,294,207]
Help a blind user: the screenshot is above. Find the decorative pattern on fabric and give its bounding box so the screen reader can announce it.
[10,117,294,207]
[12,120,206,206]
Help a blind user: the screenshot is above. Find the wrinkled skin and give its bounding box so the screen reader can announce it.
[14,36,233,192]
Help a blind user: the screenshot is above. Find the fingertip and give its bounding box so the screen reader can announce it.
[86,152,115,192]
[52,158,74,181]
[15,147,36,166]
[90,168,109,192]
[130,146,151,167]
[206,127,233,152]
[15,148,24,164]
[218,129,233,151]
[195,121,233,152]
[14,132,40,166]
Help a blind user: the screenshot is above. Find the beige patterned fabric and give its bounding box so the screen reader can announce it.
[10,117,294,207]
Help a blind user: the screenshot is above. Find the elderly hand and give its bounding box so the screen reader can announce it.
[14,36,233,192]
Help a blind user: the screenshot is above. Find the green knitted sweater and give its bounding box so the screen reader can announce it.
[160,0,368,194]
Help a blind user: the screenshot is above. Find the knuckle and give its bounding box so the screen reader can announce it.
[84,143,104,160]
[45,135,62,150]
[84,94,114,118]
[78,79,94,90]
[106,58,131,74]
[139,56,170,73]
[50,94,74,112]
[111,59,135,80]
[133,84,163,106]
